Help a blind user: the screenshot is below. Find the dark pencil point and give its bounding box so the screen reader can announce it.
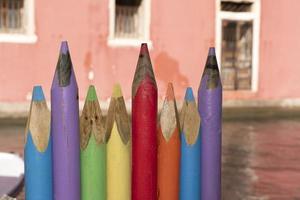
[140,43,149,56]
[205,47,218,70]
[132,43,156,97]
[56,41,72,87]
[60,41,69,55]
[208,47,216,56]
[202,47,221,89]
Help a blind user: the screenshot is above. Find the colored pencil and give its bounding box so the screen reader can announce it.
[157,82,180,200]
[24,86,52,200]
[132,43,158,200]
[51,41,80,200]
[106,84,131,200]
[179,87,201,200]
[80,85,106,200]
[198,47,222,200]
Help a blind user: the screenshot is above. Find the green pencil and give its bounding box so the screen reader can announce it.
[80,85,106,200]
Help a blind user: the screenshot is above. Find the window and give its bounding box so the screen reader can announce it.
[108,0,151,47]
[0,0,23,32]
[0,0,36,43]
[216,0,260,91]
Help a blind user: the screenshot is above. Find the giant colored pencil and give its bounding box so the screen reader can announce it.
[157,83,180,200]
[25,86,52,200]
[179,87,201,200]
[106,84,131,200]
[80,85,106,200]
[198,48,222,200]
[51,41,80,200]
[132,43,158,200]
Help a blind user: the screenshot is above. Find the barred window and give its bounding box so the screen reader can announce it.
[222,20,253,90]
[0,0,24,33]
[115,0,142,39]
[217,0,260,91]
[109,0,150,46]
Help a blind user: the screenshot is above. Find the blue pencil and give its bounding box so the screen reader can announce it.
[179,87,201,200]
[24,86,53,200]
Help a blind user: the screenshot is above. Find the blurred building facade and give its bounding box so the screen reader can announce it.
[0,0,299,111]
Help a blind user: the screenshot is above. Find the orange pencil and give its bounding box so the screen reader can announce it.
[157,83,180,200]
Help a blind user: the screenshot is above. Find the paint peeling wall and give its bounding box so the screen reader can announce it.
[0,0,299,104]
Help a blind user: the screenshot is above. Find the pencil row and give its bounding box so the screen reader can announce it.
[24,42,222,200]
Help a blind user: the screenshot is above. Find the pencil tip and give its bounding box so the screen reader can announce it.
[112,84,123,98]
[184,87,194,101]
[56,41,73,86]
[140,43,149,55]
[208,47,216,56]
[132,42,156,96]
[86,85,98,101]
[205,47,218,70]
[166,83,175,101]
[32,86,45,101]
[60,41,69,54]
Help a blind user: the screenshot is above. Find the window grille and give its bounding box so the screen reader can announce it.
[221,1,253,12]
[217,0,259,91]
[0,0,24,33]
[115,5,139,38]
[221,20,253,90]
[114,0,144,39]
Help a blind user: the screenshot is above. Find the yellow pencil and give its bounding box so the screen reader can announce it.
[106,84,131,200]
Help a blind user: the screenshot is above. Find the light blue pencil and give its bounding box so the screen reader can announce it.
[179,87,201,200]
[25,86,52,200]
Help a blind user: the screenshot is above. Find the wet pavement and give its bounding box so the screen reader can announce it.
[0,118,300,199]
[223,119,300,200]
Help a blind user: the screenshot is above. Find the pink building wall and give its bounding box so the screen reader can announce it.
[0,0,299,105]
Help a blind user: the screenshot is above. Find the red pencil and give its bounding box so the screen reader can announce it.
[132,43,158,200]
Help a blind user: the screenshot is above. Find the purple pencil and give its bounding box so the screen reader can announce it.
[51,41,80,200]
[198,47,222,200]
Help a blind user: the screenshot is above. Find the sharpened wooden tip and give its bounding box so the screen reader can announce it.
[86,85,98,101]
[180,87,200,145]
[80,86,106,149]
[106,85,131,144]
[160,83,179,141]
[25,86,50,152]
[112,84,122,98]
